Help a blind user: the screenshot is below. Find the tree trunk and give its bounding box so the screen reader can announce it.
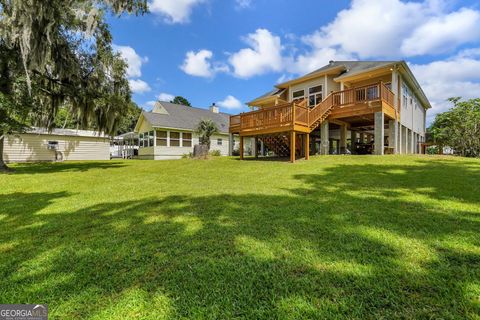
[0,135,10,172]
[193,144,209,159]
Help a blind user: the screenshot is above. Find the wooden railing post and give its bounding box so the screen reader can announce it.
[292,102,296,129]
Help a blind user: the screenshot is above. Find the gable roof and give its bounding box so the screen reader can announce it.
[136,102,231,134]
[277,61,399,88]
[249,60,431,110]
[249,61,399,103]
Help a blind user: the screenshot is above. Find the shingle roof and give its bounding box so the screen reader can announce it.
[251,88,285,101]
[303,61,398,80]
[142,102,231,133]
[28,127,107,138]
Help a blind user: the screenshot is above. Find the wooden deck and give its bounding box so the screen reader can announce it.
[230,82,396,136]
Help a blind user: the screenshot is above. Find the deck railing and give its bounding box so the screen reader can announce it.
[230,82,395,134]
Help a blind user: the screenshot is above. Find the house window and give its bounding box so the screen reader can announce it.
[170,131,180,147]
[139,133,144,148]
[149,131,154,147]
[308,85,323,107]
[402,84,408,108]
[156,130,167,146]
[217,138,223,146]
[182,132,192,147]
[292,89,305,101]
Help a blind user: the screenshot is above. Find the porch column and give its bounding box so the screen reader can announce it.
[389,120,398,154]
[305,133,310,160]
[340,124,348,154]
[350,130,357,154]
[320,120,329,155]
[399,127,403,154]
[405,128,412,154]
[228,133,235,156]
[359,132,365,144]
[290,131,296,163]
[374,111,385,155]
[254,137,259,158]
[240,136,244,160]
[412,133,416,154]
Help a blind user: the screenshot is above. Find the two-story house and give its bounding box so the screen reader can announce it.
[229,61,430,162]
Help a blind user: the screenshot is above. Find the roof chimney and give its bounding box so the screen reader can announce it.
[210,103,219,113]
[329,60,334,64]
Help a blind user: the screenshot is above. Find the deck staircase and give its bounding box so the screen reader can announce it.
[307,93,335,131]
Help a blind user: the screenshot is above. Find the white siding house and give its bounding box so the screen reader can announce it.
[135,102,252,160]
[4,128,110,163]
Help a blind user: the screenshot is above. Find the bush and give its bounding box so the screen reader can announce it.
[181,152,193,159]
[209,150,221,157]
[232,149,240,156]
[426,146,439,155]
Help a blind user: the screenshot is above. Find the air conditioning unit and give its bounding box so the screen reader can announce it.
[47,141,59,150]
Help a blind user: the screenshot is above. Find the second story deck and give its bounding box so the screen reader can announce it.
[230,82,396,136]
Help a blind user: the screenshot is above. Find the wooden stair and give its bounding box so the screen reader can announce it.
[308,93,335,131]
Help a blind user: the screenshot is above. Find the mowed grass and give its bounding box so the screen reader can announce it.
[0,155,479,319]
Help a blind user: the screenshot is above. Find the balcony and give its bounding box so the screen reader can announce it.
[230,82,396,136]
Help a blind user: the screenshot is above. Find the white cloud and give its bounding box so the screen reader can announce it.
[286,47,354,75]
[180,49,228,78]
[217,95,243,109]
[157,92,175,102]
[149,0,205,24]
[410,53,480,123]
[145,101,157,107]
[295,0,480,60]
[228,29,284,78]
[402,8,480,56]
[129,79,151,93]
[235,0,252,9]
[113,45,148,78]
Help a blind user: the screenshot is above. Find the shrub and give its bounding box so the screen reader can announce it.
[209,150,221,157]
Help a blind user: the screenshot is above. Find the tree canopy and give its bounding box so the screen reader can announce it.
[429,97,480,157]
[171,96,192,107]
[0,0,148,170]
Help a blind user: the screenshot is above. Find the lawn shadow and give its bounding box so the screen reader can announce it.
[1,159,479,319]
[9,161,128,174]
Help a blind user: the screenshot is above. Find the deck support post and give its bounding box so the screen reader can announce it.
[340,124,348,154]
[359,132,365,144]
[260,139,264,156]
[254,137,259,158]
[305,133,310,160]
[350,130,357,154]
[374,111,384,155]
[290,131,296,163]
[320,120,329,155]
[389,120,398,154]
[240,136,244,160]
[228,133,234,156]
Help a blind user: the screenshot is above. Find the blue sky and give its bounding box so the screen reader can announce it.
[107,0,480,123]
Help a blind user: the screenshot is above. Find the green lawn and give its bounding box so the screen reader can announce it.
[1,155,479,319]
